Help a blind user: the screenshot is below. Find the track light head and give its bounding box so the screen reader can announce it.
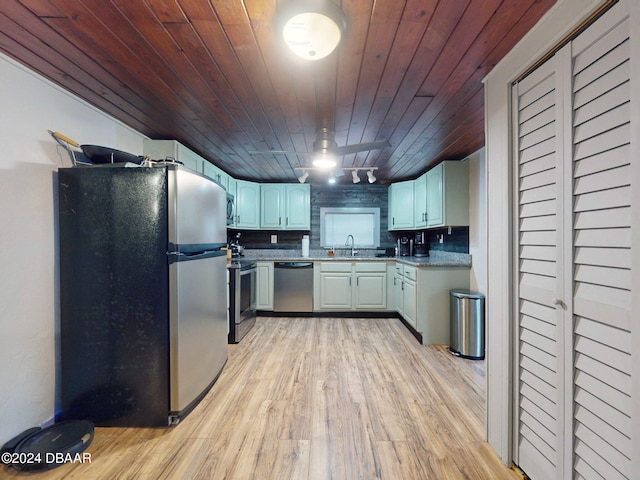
[298,170,309,183]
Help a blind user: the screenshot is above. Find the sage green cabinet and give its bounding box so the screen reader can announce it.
[234,180,261,229]
[256,262,274,310]
[317,262,352,309]
[203,161,229,191]
[388,180,415,230]
[413,174,428,228]
[354,262,387,309]
[392,262,469,345]
[314,262,387,311]
[401,266,417,329]
[394,264,404,315]
[426,160,469,228]
[143,139,202,172]
[260,184,310,230]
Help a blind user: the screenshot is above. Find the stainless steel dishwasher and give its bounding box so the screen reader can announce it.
[273,262,314,312]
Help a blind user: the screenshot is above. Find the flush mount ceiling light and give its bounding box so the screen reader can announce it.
[351,170,361,184]
[367,169,377,184]
[277,0,348,61]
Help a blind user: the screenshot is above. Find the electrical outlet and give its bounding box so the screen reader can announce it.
[271,234,277,244]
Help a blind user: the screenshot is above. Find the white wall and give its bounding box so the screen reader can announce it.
[467,148,486,295]
[482,0,609,464]
[0,52,145,443]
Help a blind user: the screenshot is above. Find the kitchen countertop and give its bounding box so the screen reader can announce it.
[237,249,471,268]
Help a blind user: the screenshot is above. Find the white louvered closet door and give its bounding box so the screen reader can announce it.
[571,6,631,479]
[513,48,568,480]
[513,2,633,479]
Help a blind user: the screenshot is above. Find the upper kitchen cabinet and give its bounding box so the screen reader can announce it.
[234,180,260,229]
[143,139,202,172]
[426,160,469,228]
[388,180,415,230]
[260,184,310,230]
[203,161,230,191]
[413,175,428,229]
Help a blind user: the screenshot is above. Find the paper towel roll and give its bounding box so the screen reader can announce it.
[301,235,309,257]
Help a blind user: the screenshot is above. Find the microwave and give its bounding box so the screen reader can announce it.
[226,192,235,226]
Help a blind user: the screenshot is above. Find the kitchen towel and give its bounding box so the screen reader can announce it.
[301,235,309,257]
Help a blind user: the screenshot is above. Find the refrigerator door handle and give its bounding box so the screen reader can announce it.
[168,249,227,264]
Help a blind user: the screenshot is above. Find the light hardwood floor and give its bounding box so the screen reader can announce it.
[4,317,517,479]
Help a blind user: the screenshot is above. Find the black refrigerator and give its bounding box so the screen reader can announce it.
[58,165,228,427]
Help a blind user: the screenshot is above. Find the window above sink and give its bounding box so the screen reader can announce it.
[320,207,380,248]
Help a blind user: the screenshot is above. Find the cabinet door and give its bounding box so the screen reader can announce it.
[355,273,386,309]
[394,274,404,315]
[285,184,310,230]
[256,262,273,310]
[319,273,352,309]
[402,278,417,328]
[426,163,443,227]
[203,162,228,190]
[235,180,260,229]
[389,181,415,230]
[414,175,428,228]
[260,184,284,229]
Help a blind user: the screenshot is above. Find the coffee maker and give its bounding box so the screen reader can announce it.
[398,236,413,256]
[414,232,429,257]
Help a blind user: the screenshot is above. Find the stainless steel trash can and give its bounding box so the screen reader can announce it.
[449,289,485,360]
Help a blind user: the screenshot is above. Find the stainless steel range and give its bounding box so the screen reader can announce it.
[227,259,256,343]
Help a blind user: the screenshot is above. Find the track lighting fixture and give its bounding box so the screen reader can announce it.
[293,166,378,184]
[298,170,309,183]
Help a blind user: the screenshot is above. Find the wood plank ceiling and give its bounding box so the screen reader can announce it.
[1,0,555,183]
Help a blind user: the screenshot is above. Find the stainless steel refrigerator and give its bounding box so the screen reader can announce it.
[58,165,228,427]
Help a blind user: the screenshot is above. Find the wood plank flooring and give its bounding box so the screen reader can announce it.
[4,317,517,479]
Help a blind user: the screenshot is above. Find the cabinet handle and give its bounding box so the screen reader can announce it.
[279,217,281,226]
[401,281,404,291]
[286,217,289,226]
[392,217,395,225]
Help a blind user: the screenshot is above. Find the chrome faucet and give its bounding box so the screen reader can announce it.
[345,234,357,256]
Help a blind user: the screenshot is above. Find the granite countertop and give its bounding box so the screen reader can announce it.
[238,249,471,268]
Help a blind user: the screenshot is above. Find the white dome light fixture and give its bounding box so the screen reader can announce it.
[277,1,348,61]
[367,169,377,184]
[351,170,361,183]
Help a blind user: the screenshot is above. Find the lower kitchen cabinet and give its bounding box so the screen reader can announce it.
[400,266,417,329]
[314,262,388,311]
[354,263,387,309]
[394,265,404,315]
[398,265,469,345]
[255,261,273,310]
